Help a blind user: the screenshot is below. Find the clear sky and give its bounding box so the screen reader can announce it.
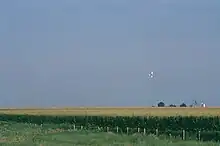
[0,0,220,107]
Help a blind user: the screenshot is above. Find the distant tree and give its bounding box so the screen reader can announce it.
[191,100,198,107]
[158,102,165,107]
[189,100,198,107]
[180,103,187,107]
[194,100,198,106]
[169,104,176,107]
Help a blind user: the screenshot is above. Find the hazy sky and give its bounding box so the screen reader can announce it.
[0,0,220,107]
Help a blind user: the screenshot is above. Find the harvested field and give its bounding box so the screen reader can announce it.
[0,107,220,116]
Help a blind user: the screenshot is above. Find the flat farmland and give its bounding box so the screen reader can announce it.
[0,107,220,117]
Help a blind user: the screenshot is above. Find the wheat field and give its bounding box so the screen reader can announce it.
[0,107,220,116]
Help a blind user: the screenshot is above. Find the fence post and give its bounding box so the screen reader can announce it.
[198,131,201,141]
[126,127,129,135]
[182,130,185,140]
[137,127,140,133]
[143,128,146,135]
[116,126,119,133]
[107,127,109,132]
[73,124,76,131]
[156,129,158,136]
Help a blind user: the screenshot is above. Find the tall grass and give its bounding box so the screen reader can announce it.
[0,121,219,146]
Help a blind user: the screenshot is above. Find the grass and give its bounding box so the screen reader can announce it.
[0,107,220,116]
[0,121,219,146]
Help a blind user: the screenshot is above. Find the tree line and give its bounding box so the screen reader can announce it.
[156,101,196,107]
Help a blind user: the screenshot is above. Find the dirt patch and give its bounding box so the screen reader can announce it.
[0,137,8,143]
[46,128,65,134]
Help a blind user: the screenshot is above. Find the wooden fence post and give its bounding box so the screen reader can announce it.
[156,129,158,136]
[73,124,76,131]
[182,130,185,140]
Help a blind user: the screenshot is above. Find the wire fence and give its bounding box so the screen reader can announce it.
[51,124,217,142]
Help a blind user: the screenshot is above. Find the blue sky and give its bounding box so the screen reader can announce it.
[0,0,220,107]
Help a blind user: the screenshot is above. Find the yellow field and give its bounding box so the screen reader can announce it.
[0,107,220,117]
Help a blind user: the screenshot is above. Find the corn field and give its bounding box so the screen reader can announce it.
[0,114,220,131]
[0,108,220,141]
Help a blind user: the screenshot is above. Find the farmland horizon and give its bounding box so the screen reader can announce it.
[0,106,220,117]
[0,106,217,110]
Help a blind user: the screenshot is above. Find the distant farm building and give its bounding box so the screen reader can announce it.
[201,103,206,107]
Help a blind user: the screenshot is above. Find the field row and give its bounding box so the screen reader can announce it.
[0,107,220,116]
[1,112,220,142]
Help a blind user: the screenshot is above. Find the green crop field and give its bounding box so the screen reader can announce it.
[0,107,220,145]
[0,121,219,146]
[0,107,219,116]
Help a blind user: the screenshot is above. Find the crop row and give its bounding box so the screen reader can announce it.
[0,114,220,132]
